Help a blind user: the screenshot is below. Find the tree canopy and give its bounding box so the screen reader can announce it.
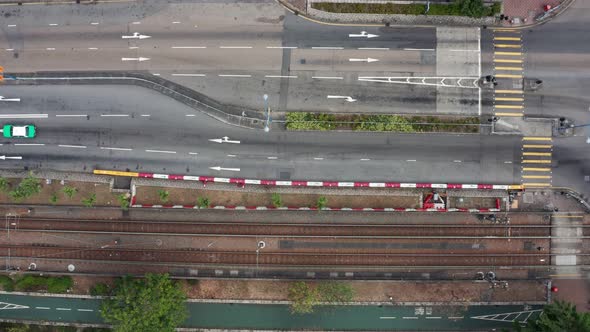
[100,274,188,332]
[515,300,590,332]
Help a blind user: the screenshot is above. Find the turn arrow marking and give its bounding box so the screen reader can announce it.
[209,166,241,172]
[349,31,379,38]
[0,155,23,160]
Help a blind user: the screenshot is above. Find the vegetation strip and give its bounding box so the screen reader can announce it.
[285,112,480,133]
[312,0,501,18]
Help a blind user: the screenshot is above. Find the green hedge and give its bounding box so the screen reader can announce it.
[312,0,501,18]
[285,112,480,133]
[15,275,73,294]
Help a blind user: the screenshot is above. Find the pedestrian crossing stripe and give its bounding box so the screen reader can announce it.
[495,51,522,56]
[522,175,552,179]
[495,97,524,101]
[493,29,520,33]
[522,167,551,172]
[522,152,552,156]
[523,183,552,187]
[522,144,552,149]
[522,137,552,141]
[495,105,524,109]
[494,37,521,41]
[496,74,523,79]
[495,89,524,94]
[495,66,523,71]
[494,112,523,117]
[494,59,523,63]
[0,302,29,310]
[521,160,552,164]
[494,44,522,49]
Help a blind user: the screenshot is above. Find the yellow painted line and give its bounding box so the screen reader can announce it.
[522,175,552,179]
[494,44,522,49]
[495,112,523,117]
[523,183,552,187]
[522,152,552,156]
[495,51,522,56]
[496,74,523,79]
[521,160,552,164]
[523,144,552,149]
[493,29,520,33]
[522,167,551,172]
[495,105,524,109]
[494,59,523,63]
[495,97,524,102]
[495,89,524,94]
[93,169,139,177]
[495,66,523,71]
[494,37,521,41]
[523,137,552,141]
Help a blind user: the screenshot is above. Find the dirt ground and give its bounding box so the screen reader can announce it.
[136,186,421,208]
[0,178,122,207]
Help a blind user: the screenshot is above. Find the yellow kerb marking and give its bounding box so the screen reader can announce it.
[495,112,524,117]
[495,97,524,102]
[523,145,552,149]
[493,29,520,33]
[496,74,523,79]
[521,160,552,164]
[494,59,523,63]
[523,183,552,187]
[522,152,552,156]
[495,89,524,94]
[522,167,551,172]
[495,51,522,56]
[522,137,552,141]
[495,44,522,49]
[495,66,523,71]
[494,37,521,41]
[495,104,524,109]
[522,175,552,179]
[93,169,139,177]
[508,185,524,190]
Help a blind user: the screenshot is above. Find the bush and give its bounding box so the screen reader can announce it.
[0,275,14,291]
[288,281,318,314]
[82,194,96,208]
[197,197,210,209]
[9,174,41,202]
[47,276,73,293]
[285,112,336,131]
[158,190,169,203]
[0,177,9,193]
[352,114,414,132]
[15,275,72,293]
[317,282,354,303]
[312,1,498,17]
[90,283,110,296]
[62,186,77,199]
[271,193,283,208]
[117,194,130,211]
[457,0,487,18]
[316,196,328,210]
[49,192,58,205]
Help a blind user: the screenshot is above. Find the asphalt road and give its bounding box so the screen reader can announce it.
[0,293,543,330]
[0,85,520,183]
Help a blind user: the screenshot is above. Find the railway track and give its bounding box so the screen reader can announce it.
[0,245,558,267]
[7,218,562,237]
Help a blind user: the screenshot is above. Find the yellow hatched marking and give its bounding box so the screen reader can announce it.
[495,66,523,71]
[495,89,523,94]
[523,183,552,187]
[495,44,522,49]
[495,97,524,102]
[522,167,551,172]
[522,145,552,149]
[522,175,552,179]
[522,160,552,164]
[494,59,523,63]
[495,105,524,109]
[493,29,520,33]
[522,152,552,156]
[496,74,523,79]
[495,51,522,56]
[495,112,523,117]
[494,37,521,41]
[522,137,552,141]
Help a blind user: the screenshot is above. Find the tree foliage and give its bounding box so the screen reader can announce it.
[100,274,188,332]
[288,281,318,314]
[317,282,354,303]
[457,0,487,18]
[515,300,590,332]
[9,174,41,202]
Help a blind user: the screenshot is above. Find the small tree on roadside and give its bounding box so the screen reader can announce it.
[158,190,169,203]
[271,193,283,208]
[457,0,487,18]
[101,273,188,332]
[9,174,42,202]
[514,300,590,332]
[62,186,77,199]
[49,193,59,205]
[197,197,210,209]
[317,282,354,303]
[288,281,318,315]
[82,194,97,208]
[316,196,327,210]
[117,194,130,211]
[0,177,9,193]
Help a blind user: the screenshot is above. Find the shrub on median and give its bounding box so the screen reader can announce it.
[15,275,73,294]
[312,0,499,17]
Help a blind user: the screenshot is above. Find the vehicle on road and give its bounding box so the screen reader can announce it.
[2,124,36,138]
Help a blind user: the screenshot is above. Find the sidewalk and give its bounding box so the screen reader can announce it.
[501,0,567,27]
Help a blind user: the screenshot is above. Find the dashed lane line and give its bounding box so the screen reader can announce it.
[35,307,50,310]
[172,73,206,77]
[55,114,87,117]
[56,308,71,311]
[172,46,207,49]
[265,75,298,78]
[100,147,133,151]
[218,74,252,78]
[311,76,343,80]
[58,145,87,149]
[379,317,396,319]
[219,46,253,49]
[358,47,389,50]
[448,316,464,320]
[312,46,344,50]
[188,152,199,155]
[425,317,442,319]
[145,149,176,154]
[266,46,297,49]
[101,114,129,117]
[402,317,418,320]
[14,143,45,146]
[77,309,94,312]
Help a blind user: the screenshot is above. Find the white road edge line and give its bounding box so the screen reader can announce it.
[403,48,435,51]
[312,47,344,50]
[312,76,343,80]
[55,114,87,117]
[145,149,176,154]
[264,75,298,78]
[77,309,94,312]
[172,46,207,49]
[172,73,206,77]
[56,308,71,311]
[59,145,87,149]
[101,147,132,151]
[14,143,45,146]
[266,46,297,49]
[101,114,129,117]
[35,307,50,310]
[218,74,251,78]
[219,46,253,49]
[358,47,389,50]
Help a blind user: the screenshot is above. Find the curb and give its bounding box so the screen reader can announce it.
[98,169,522,191]
[131,204,500,213]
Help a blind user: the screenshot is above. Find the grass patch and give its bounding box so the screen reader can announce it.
[312,0,500,17]
[285,112,480,133]
[0,275,14,291]
[90,282,111,296]
[15,275,73,294]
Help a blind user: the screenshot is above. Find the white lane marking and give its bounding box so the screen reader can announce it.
[313,157,324,160]
[403,48,435,51]
[49,24,58,26]
[36,307,50,310]
[406,159,417,162]
[379,317,396,319]
[266,46,297,49]
[140,114,150,117]
[46,48,56,51]
[172,73,206,77]
[129,46,139,50]
[312,46,343,50]
[59,145,87,149]
[219,46,253,49]
[5,48,14,51]
[358,47,389,50]
[218,74,251,78]
[402,317,418,319]
[0,114,48,118]
[227,154,237,157]
[504,161,513,164]
[152,73,161,76]
[264,75,298,78]
[77,309,94,312]
[189,152,199,155]
[360,158,370,161]
[88,47,98,50]
[90,22,99,25]
[14,143,45,146]
[172,46,207,49]
[101,114,129,117]
[7,25,16,27]
[172,21,181,24]
[101,147,132,151]
[448,316,464,319]
[132,21,141,25]
[453,160,462,163]
[312,76,343,80]
[56,308,71,311]
[267,156,278,160]
[185,114,196,117]
[145,149,176,154]
[56,114,87,117]
[426,317,442,319]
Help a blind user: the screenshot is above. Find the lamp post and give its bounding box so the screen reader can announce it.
[263,94,271,132]
[255,240,266,277]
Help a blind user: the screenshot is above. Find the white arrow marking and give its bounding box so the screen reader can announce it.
[327,95,357,102]
[121,57,150,62]
[208,138,223,143]
[208,137,240,144]
[209,166,241,172]
[349,31,379,38]
[349,57,379,63]
[0,96,21,102]
[0,156,23,160]
[122,32,151,39]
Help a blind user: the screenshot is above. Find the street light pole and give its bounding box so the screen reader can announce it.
[263,94,271,132]
[255,240,266,277]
